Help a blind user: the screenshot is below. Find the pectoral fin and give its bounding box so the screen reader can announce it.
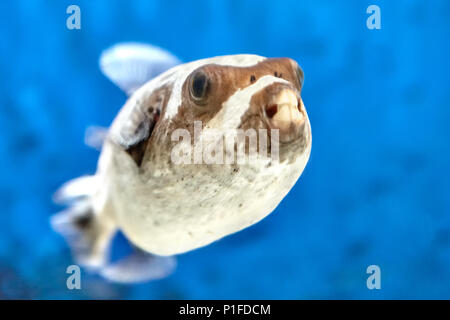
[100,248,176,283]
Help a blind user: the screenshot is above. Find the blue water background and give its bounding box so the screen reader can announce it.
[0,0,449,299]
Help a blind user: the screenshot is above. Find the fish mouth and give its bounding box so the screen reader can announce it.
[263,86,306,143]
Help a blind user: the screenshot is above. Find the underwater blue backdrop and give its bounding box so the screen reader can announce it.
[0,0,449,299]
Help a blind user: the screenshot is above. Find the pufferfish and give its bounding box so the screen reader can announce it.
[52,42,312,283]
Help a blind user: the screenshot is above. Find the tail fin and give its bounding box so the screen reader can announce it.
[51,175,115,268]
[51,200,115,268]
[52,175,177,283]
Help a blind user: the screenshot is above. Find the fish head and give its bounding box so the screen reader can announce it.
[166,56,310,164]
[107,55,312,254]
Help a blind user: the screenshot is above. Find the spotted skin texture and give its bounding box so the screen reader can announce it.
[94,55,311,256]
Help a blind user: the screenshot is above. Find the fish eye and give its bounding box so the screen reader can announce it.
[189,70,210,103]
[296,66,304,87]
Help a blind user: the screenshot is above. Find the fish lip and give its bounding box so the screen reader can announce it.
[260,88,306,144]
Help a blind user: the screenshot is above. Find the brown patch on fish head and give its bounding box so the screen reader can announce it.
[170,57,304,135]
[146,57,309,168]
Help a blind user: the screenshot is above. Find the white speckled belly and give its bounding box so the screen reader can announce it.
[96,138,310,256]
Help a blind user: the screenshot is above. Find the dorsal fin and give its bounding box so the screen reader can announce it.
[99,42,180,95]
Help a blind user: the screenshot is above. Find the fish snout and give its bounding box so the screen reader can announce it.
[264,87,305,143]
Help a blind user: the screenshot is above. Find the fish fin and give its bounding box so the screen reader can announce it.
[53,175,98,205]
[100,249,176,283]
[99,42,181,95]
[84,125,109,150]
[51,200,116,269]
[110,85,171,166]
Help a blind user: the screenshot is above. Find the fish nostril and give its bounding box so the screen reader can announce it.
[265,104,278,119]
